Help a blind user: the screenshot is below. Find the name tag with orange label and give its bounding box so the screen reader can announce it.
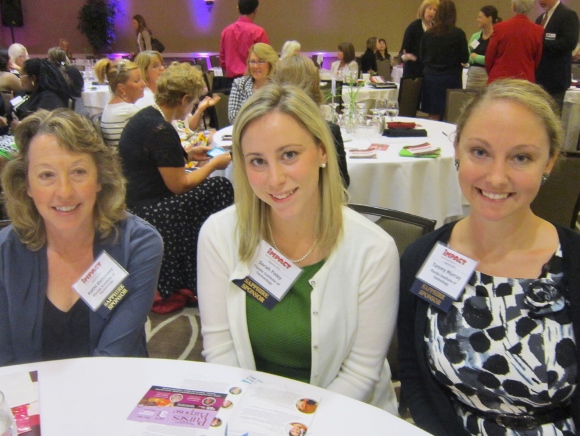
[410,243,477,312]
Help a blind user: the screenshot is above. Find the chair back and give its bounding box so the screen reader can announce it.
[531,151,580,229]
[376,59,392,81]
[572,63,580,81]
[398,76,423,117]
[348,203,436,256]
[320,80,344,111]
[212,92,230,130]
[90,112,103,139]
[443,89,478,124]
[205,70,215,93]
[209,54,221,68]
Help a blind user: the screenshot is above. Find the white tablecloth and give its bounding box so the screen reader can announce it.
[81,84,111,116]
[213,118,463,227]
[342,84,399,114]
[345,117,463,227]
[561,88,580,151]
[0,357,429,435]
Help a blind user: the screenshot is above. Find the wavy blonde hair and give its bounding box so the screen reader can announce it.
[232,83,346,262]
[155,62,206,107]
[245,43,278,77]
[417,0,439,19]
[2,109,127,251]
[134,50,164,85]
[94,58,139,92]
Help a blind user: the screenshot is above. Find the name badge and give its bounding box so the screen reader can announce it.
[72,251,129,317]
[10,95,26,109]
[233,240,302,309]
[545,33,556,41]
[470,40,480,49]
[409,242,477,312]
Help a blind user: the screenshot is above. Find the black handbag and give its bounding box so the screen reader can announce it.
[145,30,165,53]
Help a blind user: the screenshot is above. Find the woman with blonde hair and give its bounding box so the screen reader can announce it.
[399,0,439,78]
[119,63,232,311]
[280,40,301,60]
[198,83,399,413]
[228,43,278,123]
[399,79,580,434]
[94,58,146,147]
[0,108,163,365]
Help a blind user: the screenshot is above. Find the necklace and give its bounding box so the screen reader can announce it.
[267,218,318,264]
[152,103,168,122]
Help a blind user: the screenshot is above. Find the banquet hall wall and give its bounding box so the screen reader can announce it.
[1,0,579,57]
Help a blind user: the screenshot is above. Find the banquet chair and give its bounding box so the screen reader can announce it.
[398,76,423,118]
[531,151,580,229]
[212,92,230,130]
[90,112,103,139]
[348,203,435,417]
[572,63,580,81]
[209,55,221,68]
[376,59,392,81]
[443,89,478,124]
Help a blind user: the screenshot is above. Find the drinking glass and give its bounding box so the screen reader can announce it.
[0,392,16,436]
[374,98,387,116]
[386,100,399,121]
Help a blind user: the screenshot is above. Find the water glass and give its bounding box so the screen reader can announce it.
[0,392,16,436]
[386,100,399,121]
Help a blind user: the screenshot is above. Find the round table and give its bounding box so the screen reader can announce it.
[0,357,429,435]
[81,84,111,116]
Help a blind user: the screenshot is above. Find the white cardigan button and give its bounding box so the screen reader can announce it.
[309,280,316,286]
[313,311,318,315]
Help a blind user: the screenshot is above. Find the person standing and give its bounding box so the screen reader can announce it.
[466,6,500,90]
[133,15,153,53]
[485,0,544,84]
[535,0,579,110]
[219,0,269,80]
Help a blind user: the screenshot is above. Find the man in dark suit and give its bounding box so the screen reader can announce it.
[535,0,579,110]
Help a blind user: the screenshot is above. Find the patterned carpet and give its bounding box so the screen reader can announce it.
[145,307,204,361]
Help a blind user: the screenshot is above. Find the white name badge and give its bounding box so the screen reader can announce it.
[545,33,556,41]
[10,95,24,109]
[410,242,477,312]
[232,240,302,309]
[470,39,480,49]
[72,251,129,314]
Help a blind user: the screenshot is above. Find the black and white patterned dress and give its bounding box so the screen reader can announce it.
[425,247,577,435]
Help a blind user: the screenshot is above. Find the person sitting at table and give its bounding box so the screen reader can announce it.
[198,83,400,414]
[280,40,301,60]
[0,49,22,94]
[376,38,391,62]
[398,79,580,435]
[11,59,70,129]
[7,43,27,76]
[361,37,378,75]
[330,42,358,80]
[399,0,439,79]
[228,42,278,124]
[47,47,89,118]
[135,53,220,131]
[118,62,233,312]
[466,6,500,90]
[0,109,163,366]
[272,54,350,187]
[94,58,146,147]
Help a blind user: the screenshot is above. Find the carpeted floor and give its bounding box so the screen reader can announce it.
[145,307,204,361]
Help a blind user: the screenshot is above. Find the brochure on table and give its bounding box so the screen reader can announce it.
[0,370,41,435]
[127,374,321,436]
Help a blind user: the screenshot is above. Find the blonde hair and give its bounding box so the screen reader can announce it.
[2,109,127,251]
[272,55,323,105]
[455,79,563,158]
[94,58,139,93]
[280,40,301,60]
[155,62,206,107]
[134,50,164,84]
[417,0,439,19]
[245,43,279,77]
[232,83,345,262]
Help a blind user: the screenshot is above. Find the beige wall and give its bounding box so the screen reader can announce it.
[1,0,579,56]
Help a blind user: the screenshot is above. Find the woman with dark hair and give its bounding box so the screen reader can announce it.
[0,109,163,366]
[0,49,21,94]
[12,59,70,128]
[330,42,358,80]
[419,0,469,120]
[399,0,439,78]
[376,38,391,62]
[361,37,378,75]
[133,14,153,53]
[119,62,232,310]
[47,47,88,117]
[466,6,501,90]
[399,78,579,435]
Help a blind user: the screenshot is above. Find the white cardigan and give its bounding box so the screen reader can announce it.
[197,206,400,414]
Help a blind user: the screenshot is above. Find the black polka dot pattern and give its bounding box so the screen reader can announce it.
[425,247,576,434]
[132,176,233,298]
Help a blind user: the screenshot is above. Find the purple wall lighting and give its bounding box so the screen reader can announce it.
[187,0,214,33]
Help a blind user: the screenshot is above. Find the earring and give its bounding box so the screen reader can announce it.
[454,159,459,171]
[541,173,549,185]
[320,163,327,169]
[31,81,35,87]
